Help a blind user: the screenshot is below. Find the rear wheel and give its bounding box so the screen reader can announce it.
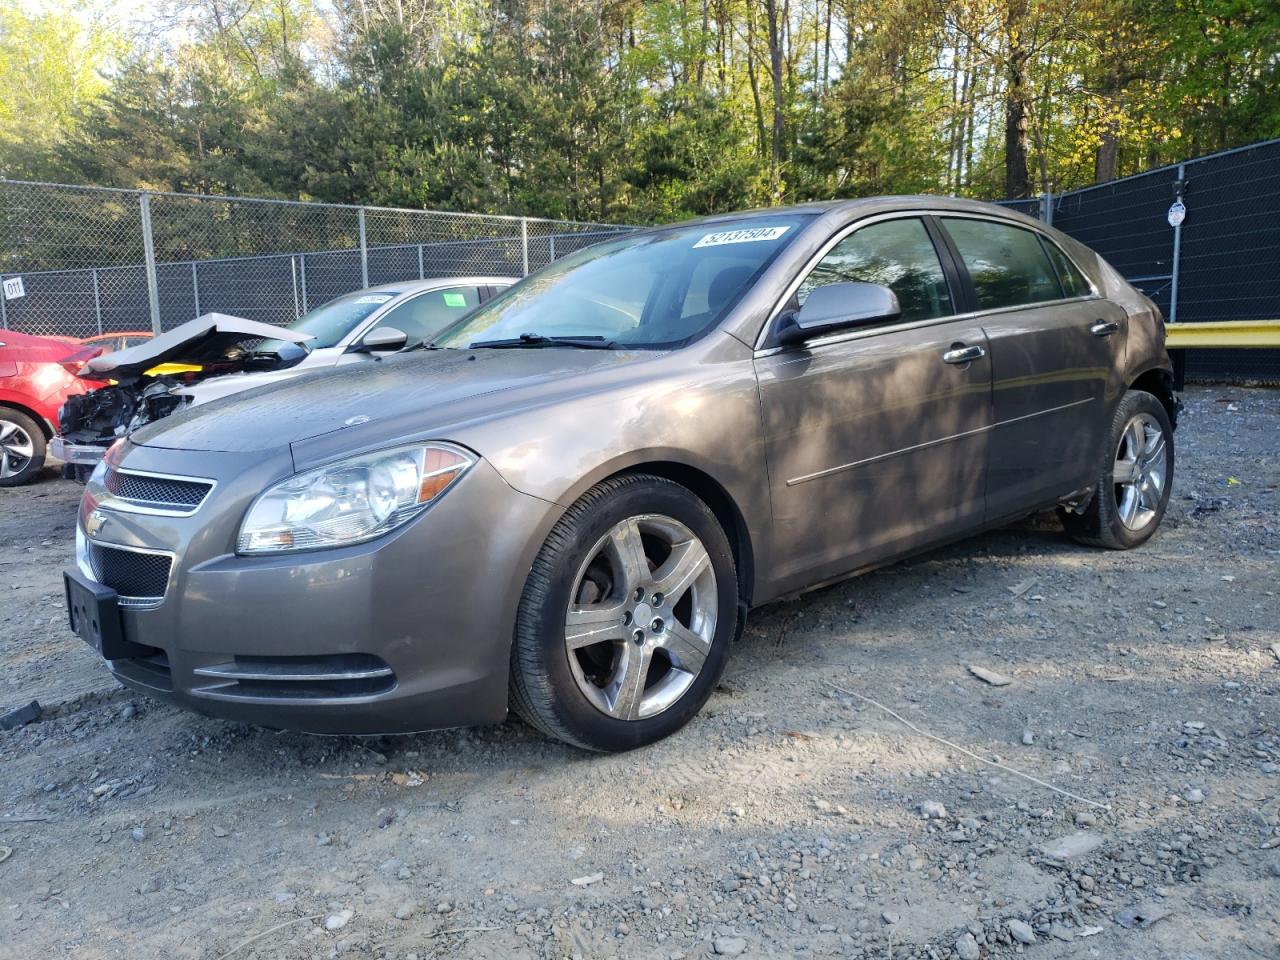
[0,408,45,487]
[509,474,737,751]
[1062,390,1174,549]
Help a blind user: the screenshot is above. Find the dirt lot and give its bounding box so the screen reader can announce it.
[1,384,1277,960]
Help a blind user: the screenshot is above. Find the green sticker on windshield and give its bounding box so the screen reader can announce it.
[443,292,468,307]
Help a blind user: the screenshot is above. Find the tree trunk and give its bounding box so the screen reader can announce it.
[947,39,961,192]
[1094,134,1119,183]
[764,0,787,172]
[822,0,832,93]
[696,0,709,86]
[1003,0,1031,199]
[746,4,768,159]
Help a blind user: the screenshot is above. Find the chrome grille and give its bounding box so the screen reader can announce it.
[104,468,212,513]
[193,654,395,700]
[88,543,171,605]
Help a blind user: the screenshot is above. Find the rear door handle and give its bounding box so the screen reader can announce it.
[1090,320,1120,337]
[942,344,986,365]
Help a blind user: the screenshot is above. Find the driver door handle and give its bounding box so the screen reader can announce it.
[1090,320,1121,337]
[942,344,986,365]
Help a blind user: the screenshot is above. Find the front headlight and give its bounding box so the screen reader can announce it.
[236,442,474,555]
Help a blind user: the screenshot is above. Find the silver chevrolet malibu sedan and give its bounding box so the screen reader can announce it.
[65,197,1178,751]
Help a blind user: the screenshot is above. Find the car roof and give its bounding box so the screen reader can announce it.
[642,195,1043,233]
[360,276,522,296]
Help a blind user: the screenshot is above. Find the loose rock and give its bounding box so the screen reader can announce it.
[325,909,354,931]
[1039,832,1103,860]
[918,800,947,820]
[1007,919,1036,944]
[968,665,1012,687]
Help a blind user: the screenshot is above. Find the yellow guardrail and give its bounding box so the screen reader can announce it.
[1166,319,1280,349]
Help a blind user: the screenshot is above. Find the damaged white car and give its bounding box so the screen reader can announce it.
[52,277,514,472]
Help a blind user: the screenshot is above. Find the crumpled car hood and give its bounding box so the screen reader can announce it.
[130,347,659,454]
[80,313,312,381]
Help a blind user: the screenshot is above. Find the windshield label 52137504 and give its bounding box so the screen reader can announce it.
[693,226,790,249]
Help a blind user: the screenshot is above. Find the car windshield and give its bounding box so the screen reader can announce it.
[258,291,402,352]
[434,216,809,350]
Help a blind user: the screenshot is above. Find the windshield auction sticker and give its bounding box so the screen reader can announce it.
[693,226,790,248]
[355,295,394,304]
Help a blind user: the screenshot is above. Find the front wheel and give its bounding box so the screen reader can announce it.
[509,474,738,751]
[1062,389,1174,549]
[0,408,46,487]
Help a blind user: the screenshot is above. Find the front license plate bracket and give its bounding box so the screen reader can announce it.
[64,569,153,660]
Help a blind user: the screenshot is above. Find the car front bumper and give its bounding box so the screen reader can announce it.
[50,436,108,465]
[71,442,555,734]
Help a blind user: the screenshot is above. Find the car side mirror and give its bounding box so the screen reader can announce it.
[776,282,901,346]
[357,327,409,354]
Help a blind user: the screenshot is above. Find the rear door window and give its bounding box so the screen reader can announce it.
[941,218,1063,309]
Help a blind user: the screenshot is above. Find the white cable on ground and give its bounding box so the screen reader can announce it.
[831,684,1112,811]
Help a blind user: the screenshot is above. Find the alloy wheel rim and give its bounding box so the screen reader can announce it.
[1113,412,1167,531]
[0,420,34,479]
[564,514,718,721]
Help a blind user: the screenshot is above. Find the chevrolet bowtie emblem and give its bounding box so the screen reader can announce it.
[86,509,108,538]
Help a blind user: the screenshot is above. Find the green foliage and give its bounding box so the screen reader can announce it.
[0,0,119,176]
[2,0,1277,219]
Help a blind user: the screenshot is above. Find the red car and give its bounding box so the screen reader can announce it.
[79,330,154,353]
[0,330,101,486]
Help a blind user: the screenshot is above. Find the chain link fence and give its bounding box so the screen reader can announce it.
[1000,138,1280,384]
[8,150,1277,385]
[0,180,634,339]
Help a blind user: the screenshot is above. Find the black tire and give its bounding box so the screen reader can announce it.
[0,408,46,487]
[1062,389,1174,549]
[509,474,738,751]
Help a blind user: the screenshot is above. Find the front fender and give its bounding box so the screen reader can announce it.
[452,337,776,602]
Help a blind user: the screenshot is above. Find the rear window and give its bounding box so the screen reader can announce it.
[942,218,1062,309]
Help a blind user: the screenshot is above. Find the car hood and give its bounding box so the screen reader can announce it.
[81,313,312,381]
[130,347,663,455]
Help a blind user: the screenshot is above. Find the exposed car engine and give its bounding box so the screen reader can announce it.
[59,377,194,447]
[53,314,313,476]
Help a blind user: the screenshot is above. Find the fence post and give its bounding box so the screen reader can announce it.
[1169,163,1185,324]
[418,244,424,280]
[549,235,556,262]
[291,256,301,318]
[521,218,530,277]
[1042,190,1053,227]
[191,262,201,317]
[0,279,7,330]
[299,255,308,312]
[92,268,103,334]
[358,207,369,288]
[139,192,162,333]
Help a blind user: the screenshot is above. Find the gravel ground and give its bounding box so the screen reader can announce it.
[1,384,1277,960]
